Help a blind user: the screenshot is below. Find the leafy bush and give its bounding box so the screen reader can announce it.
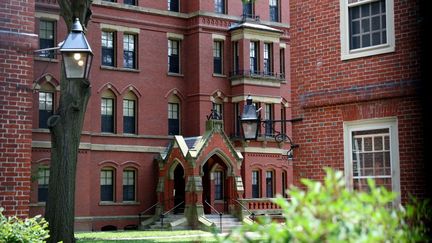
[0,208,49,243]
[218,168,431,243]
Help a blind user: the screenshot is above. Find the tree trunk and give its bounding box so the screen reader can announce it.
[45,71,90,243]
[44,2,92,241]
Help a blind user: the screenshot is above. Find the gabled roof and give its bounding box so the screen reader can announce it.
[160,120,243,163]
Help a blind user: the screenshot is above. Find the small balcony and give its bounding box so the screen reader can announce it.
[229,70,285,87]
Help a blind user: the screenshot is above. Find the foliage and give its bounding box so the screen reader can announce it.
[0,208,49,243]
[217,168,431,243]
[75,230,215,242]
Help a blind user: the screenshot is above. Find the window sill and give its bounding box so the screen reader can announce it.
[99,201,140,206]
[35,57,59,62]
[32,128,50,133]
[167,72,184,77]
[213,74,226,78]
[101,65,140,73]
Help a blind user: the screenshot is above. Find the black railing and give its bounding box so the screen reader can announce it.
[229,69,285,80]
[160,200,184,228]
[234,199,255,222]
[138,201,160,225]
[204,200,223,232]
[241,14,260,22]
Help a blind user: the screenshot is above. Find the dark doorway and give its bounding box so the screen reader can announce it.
[173,164,185,214]
[202,155,229,214]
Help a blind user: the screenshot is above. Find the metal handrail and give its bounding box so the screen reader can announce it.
[162,201,184,216]
[204,200,223,232]
[234,199,255,221]
[160,200,184,228]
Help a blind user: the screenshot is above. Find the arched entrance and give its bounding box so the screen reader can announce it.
[173,164,185,214]
[202,155,230,214]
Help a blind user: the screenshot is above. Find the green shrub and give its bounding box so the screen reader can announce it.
[0,208,49,243]
[218,168,431,243]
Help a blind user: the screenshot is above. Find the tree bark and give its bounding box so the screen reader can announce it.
[45,2,92,242]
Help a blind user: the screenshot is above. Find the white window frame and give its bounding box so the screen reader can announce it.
[340,0,395,60]
[343,117,400,205]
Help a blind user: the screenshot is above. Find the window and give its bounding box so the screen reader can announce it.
[101,97,114,133]
[266,171,274,197]
[124,0,135,5]
[39,20,55,58]
[243,1,254,18]
[168,39,180,73]
[344,118,400,205]
[123,34,136,69]
[263,43,272,75]
[252,170,260,198]
[264,104,274,136]
[269,0,279,22]
[214,0,225,14]
[168,102,180,135]
[233,41,240,75]
[250,41,258,74]
[212,101,223,119]
[340,0,394,60]
[280,48,285,79]
[234,103,240,137]
[38,167,49,202]
[39,91,53,129]
[102,31,115,66]
[213,41,223,75]
[214,171,223,200]
[100,169,114,201]
[168,0,179,12]
[282,171,287,197]
[123,99,136,134]
[123,170,135,201]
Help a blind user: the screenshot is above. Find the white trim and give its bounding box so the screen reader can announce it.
[212,34,226,41]
[36,12,60,20]
[343,117,400,205]
[100,23,140,34]
[167,32,184,40]
[340,0,395,60]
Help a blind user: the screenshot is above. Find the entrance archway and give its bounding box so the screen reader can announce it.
[173,164,185,214]
[202,155,229,214]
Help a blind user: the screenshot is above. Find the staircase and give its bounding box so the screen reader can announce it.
[148,214,190,230]
[205,214,244,233]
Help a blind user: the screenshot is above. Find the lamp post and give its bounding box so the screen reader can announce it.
[240,95,260,140]
[240,95,302,158]
[59,18,93,79]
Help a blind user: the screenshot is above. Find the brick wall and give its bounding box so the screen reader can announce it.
[289,0,428,201]
[0,0,36,217]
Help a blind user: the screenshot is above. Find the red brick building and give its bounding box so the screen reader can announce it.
[0,0,37,218]
[1,0,429,231]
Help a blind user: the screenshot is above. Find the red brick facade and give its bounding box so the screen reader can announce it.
[290,0,428,202]
[0,0,37,217]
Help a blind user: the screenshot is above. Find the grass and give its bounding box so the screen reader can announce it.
[75,230,218,243]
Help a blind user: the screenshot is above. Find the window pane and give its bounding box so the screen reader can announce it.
[101,170,114,201]
[351,128,392,191]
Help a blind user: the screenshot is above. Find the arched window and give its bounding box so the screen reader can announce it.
[212,97,223,120]
[266,170,275,198]
[38,83,55,129]
[38,166,50,202]
[168,95,180,135]
[101,90,115,133]
[123,92,137,134]
[100,168,115,202]
[251,170,260,198]
[123,168,136,201]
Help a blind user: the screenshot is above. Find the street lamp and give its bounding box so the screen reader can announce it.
[60,18,93,79]
[240,95,260,140]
